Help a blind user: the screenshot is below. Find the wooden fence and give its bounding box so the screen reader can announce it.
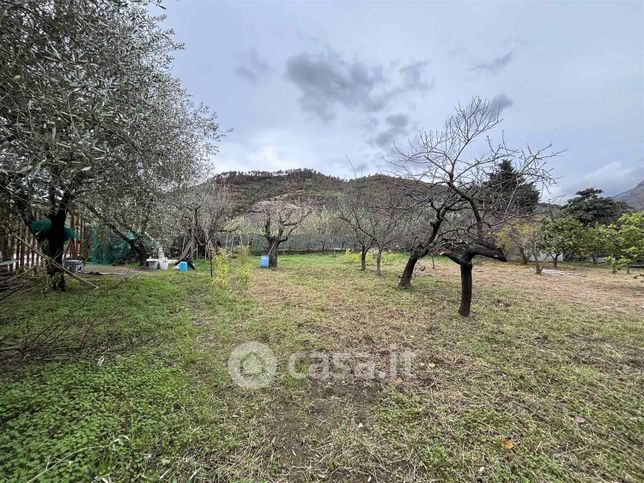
[0,213,86,273]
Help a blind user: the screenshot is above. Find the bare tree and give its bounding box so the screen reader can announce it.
[393,97,554,316]
[397,185,461,288]
[172,180,232,260]
[363,193,410,276]
[249,200,311,268]
[338,190,374,271]
[302,209,347,254]
[339,181,409,275]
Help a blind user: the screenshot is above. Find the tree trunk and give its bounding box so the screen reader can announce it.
[458,262,473,317]
[131,238,151,266]
[45,211,67,290]
[518,247,528,265]
[552,255,559,268]
[399,254,420,288]
[268,239,279,268]
[375,248,382,276]
[360,245,367,271]
[534,259,542,274]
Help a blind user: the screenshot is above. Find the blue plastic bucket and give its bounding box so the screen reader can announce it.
[178,261,188,272]
[259,255,269,268]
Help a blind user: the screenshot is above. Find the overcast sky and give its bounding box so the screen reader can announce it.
[157,0,644,200]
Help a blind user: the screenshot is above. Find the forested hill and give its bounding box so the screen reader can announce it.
[209,169,413,212]
[213,169,344,210]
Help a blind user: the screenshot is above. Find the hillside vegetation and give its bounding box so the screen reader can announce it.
[207,169,420,213]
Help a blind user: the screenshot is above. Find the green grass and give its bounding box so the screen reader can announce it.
[0,254,642,481]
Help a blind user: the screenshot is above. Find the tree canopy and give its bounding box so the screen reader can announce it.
[563,188,630,226]
[0,0,220,285]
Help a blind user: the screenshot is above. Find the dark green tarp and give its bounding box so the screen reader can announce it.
[28,219,78,242]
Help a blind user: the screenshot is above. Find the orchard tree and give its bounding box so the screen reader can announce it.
[0,0,219,286]
[84,82,222,264]
[497,218,546,273]
[168,180,232,260]
[249,200,311,268]
[394,97,554,316]
[397,186,460,288]
[303,209,347,254]
[338,187,375,271]
[537,216,584,267]
[606,211,644,273]
[341,180,411,276]
[581,224,614,265]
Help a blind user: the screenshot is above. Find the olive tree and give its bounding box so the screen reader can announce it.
[84,82,222,264]
[0,0,219,286]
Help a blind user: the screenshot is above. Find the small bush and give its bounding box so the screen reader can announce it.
[235,245,252,288]
[342,249,360,265]
[378,250,394,266]
[211,250,230,291]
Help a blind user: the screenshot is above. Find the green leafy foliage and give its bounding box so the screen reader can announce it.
[235,245,253,288]
[580,224,616,263]
[605,211,644,272]
[342,248,361,265]
[564,188,630,225]
[211,249,231,291]
[538,216,585,264]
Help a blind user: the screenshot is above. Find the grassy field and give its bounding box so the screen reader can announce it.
[1,253,642,481]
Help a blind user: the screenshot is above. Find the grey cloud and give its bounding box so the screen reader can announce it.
[489,93,513,113]
[235,48,272,83]
[469,52,513,74]
[385,113,409,128]
[400,61,432,90]
[371,113,410,148]
[285,52,431,121]
[360,117,380,131]
[562,160,644,197]
[285,51,389,121]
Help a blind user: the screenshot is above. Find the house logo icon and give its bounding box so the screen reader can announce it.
[228,342,277,389]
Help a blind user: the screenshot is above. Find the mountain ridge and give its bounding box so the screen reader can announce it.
[205,168,644,213]
[613,179,644,210]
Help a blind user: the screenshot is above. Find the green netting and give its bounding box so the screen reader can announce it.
[28,219,78,242]
[85,225,155,265]
[86,227,132,264]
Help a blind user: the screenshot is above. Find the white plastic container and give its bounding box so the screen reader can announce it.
[64,259,83,273]
[158,260,169,270]
[145,258,159,270]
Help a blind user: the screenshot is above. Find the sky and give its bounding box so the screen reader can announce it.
[156,0,644,201]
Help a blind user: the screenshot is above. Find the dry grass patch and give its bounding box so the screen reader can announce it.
[244,254,643,481]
